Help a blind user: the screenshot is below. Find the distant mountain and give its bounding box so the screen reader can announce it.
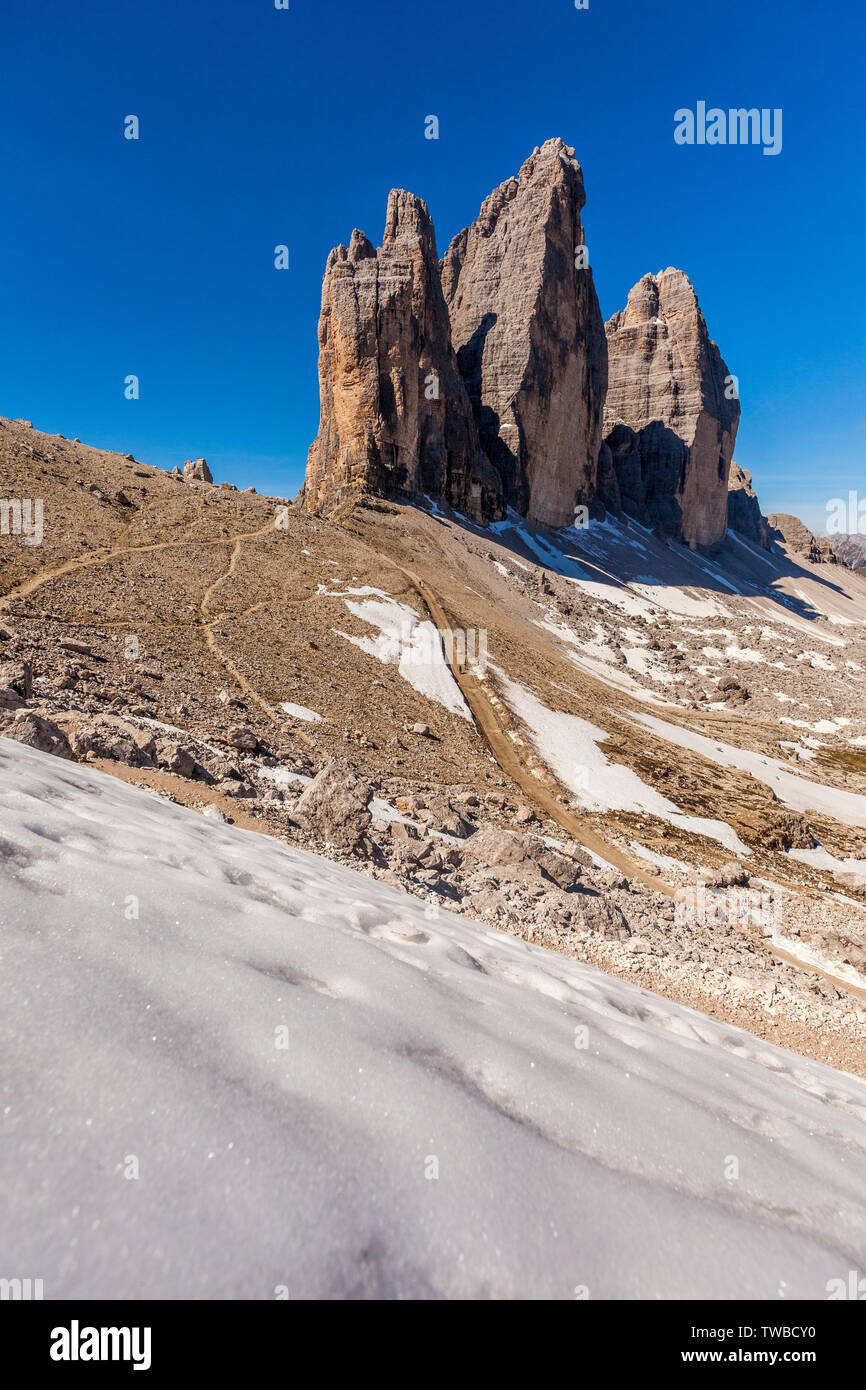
[830,533,866,571]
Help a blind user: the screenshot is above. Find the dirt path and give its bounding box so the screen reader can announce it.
[0,521,276,607]
[396,564,677,898]
[397,565,866,1006]
[3,512,318,751]
[199,531,317,751]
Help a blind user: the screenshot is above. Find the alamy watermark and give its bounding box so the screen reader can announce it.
[674,103,782,156]
[50,1322,151,1371]
[0,1277,43,1300]
[675,883,783,932]
[826,491,866,536]
[423,625,488,674]
[826,1269,866,1300]
[1,498,44,545]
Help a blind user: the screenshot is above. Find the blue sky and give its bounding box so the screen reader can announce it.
[1,0,863,532]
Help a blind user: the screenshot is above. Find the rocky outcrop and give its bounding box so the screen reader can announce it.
[303,191,501,522]
[1,712,74,759]
[184,458,213,483]
[727,463,771,548]
[0,659,32,703]
[441,139,608,528]
[292,759,373,849]
[67,716,156,766]
[603,268,740,549]
[302,151,746,541]
[459,822,587,890]
[768,514,848,566]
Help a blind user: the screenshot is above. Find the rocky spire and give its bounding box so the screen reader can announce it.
[728,462,770,549]
[441,138,608,529]
[602,268,740,549]
[302,190,501,521]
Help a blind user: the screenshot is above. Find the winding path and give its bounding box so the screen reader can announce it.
[397,564,677,898]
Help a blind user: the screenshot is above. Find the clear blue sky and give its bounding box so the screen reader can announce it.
[2,0,863,531]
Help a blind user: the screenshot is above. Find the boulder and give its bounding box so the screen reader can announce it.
[228,726,258,752]
[755,811,817,852]
[415,792,472,838]
[703,862,751,889]
[569,893,631,939]
[58,639,96,657]
[0,660,32,701]
[292,759,373,849]
[68,717,156,766]
[155,738,197,778]
[2,712,74,759]
[460,823,585,889]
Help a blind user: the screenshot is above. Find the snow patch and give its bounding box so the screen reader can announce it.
[323,588,472,721]
[2,739,865,1299]
[496,671,750,855]
[279,702,322,724]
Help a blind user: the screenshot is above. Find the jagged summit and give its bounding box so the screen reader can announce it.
[728,462,771,549]
[302,145,768,560]
[302,188,501,522]
[441,137,607,528]
[303,139,606,529]
[601,267,740,550]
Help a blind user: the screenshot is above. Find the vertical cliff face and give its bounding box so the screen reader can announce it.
[303,191,502,521]
[728,463,771,549]
[441,138,608,529]
[603,269,740,549]
[303,153,747,545]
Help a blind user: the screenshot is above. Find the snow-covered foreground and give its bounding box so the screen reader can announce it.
[2,741,866,1300]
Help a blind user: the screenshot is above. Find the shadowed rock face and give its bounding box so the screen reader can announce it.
[603,269,740,550]
[441,138,608,529]
[303,191,502,522]
[728,462,771,549]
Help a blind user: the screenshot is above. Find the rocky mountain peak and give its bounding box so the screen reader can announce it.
[382,188,434,246]
[602,267,740,550]
[303,147,749,547]
[302,189,501,521]
[441,137,607,528]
